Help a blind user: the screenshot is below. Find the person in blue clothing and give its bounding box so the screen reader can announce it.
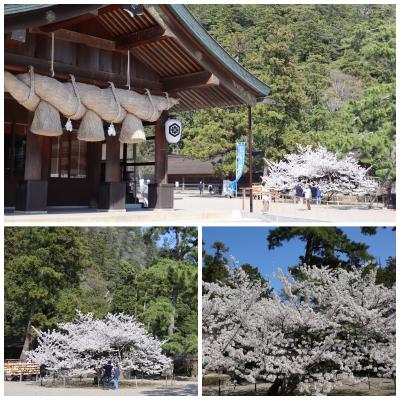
[113,364,120,390]
[103,361,113,389]
[316,185,322,205]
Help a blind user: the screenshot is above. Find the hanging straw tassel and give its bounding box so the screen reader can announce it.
[31,100,63,137]
[78,110,105,142]
[119,113,146,144]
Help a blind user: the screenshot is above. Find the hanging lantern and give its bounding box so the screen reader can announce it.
[165,118,182,144]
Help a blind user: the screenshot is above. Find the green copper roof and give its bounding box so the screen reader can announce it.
[167,4,270,97]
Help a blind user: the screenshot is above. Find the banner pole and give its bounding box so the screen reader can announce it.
[235,143,238,198]
[248,106,253,212]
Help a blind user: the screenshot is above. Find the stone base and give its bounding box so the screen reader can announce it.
[148,183,174,209]
[16,180,48,212]
[98,182,126,210]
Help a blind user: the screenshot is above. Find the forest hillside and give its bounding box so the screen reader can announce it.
[4,227,198,362]
[179,4,395,187]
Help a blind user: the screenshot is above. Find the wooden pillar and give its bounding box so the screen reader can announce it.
[98,135,125,210]
[24,122,42,181]
[149,112,174,208]
[41,136,50,180]
[15,113,48,212]
[155,112,169,184]
[105,135,121,183]
[87,142,102,208]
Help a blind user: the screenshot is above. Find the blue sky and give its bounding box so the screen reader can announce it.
[203,227,396,292]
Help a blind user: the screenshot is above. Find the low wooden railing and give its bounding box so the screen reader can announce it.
[4,360,40,381]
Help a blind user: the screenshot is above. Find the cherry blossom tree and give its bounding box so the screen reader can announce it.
[203,265,395,395]
[28,311,171,379]
[262,145,377,197]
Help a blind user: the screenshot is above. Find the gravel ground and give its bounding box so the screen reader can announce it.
[4,379,198,396]
[4,194,394,224]
[202,377,395,396]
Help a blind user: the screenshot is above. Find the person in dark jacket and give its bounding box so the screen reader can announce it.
[103,361,113,389]
[294,182,304,203]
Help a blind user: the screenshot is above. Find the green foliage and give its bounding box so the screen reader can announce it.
[111,258,198,355]
[143,227,198,264]
[5,228,198,358]
[375,257,396,288]
[202,241,230,283]
[267,227,373,277]
[180,4,395,183]
[5,227,87,347]
[203,241,269,295]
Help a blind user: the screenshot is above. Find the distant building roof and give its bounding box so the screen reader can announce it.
[168,155,220,175]
[4,4,52,15]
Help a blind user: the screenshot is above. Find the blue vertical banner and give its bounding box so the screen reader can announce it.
[228,142,246,191]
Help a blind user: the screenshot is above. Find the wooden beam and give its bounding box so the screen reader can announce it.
[116,26,172,49]
[5,52,163,93]
[39,12,97,32]
[97,5,123,16]
[31,28,117,52]
[162,71,219,93]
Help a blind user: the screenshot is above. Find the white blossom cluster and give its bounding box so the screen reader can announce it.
[262,145,377,196]
[203,265,395,395]
[28,311,171,378]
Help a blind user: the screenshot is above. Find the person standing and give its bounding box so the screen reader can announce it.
[103,361,113,389]
[316,186,322,205]
[311,183,317,200]
[198,181,203,195]
[262,188,270,214]
[295,181,304,204]
[304,185,312,210]
[113,364,120,390]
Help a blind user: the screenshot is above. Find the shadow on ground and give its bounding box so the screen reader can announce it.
[141,383,198,396]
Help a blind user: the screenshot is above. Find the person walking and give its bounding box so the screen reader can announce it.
[304,185,312,210]
[198,181,203,195]
[113,364,120,390]
[103,361,113,389]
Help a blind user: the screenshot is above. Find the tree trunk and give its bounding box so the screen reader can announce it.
[304,234,314,265]
[168,288,179,336]
[267,378,283,395]
[267,377,298,395]
[19,320,32,360]
[386,182,392,208]
[167,314,175,336]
